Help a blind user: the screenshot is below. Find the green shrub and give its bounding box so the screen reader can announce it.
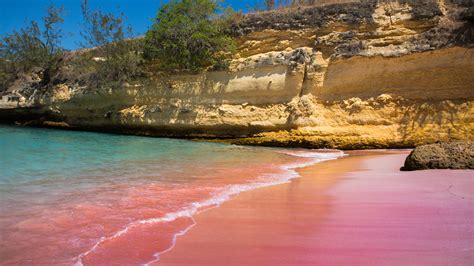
[0,4,65,86]
[143,0,236,72]
[78,0,143,87]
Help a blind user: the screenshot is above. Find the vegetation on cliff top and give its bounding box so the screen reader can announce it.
[75,0,142,87]
[0,0,330,91]
[0,4,65,88]
[0,0,470,93]
[144,0,236,72]
[0,0,245,92]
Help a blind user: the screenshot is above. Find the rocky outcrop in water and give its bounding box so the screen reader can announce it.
[401,142,474,170]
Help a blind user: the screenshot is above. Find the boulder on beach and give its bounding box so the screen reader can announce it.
[401,142,474,171]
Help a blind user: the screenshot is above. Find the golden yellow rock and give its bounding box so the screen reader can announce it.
[1,1,473,149]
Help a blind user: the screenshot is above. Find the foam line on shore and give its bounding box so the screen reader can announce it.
[75,149,344,265]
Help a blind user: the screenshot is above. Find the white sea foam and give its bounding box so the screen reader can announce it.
[75,149,344,266]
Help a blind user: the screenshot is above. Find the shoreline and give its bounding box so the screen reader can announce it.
[76,147,344,265]
[0,123,435,150]
[1,125,472,265]
[155,150,473,265]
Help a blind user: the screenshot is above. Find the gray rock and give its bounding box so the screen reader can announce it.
[401,142,474,171]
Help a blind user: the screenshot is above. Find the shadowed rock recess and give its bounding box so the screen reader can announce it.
[1,0,473,149]
[401,142,474,170]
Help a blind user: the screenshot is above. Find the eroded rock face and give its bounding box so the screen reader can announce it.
[401,142,474,170]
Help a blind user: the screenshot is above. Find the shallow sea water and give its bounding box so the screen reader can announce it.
[0,125,342,265]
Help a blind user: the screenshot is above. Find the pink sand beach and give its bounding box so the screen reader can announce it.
[156,150,474,265]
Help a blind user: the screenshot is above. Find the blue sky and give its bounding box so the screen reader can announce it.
[0,0,259,50]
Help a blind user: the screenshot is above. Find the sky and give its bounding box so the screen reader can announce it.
[0,0,259,50]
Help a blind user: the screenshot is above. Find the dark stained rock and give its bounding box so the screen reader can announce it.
[401,142,474,171]
[229,2,378,36]
[230,0,443,37]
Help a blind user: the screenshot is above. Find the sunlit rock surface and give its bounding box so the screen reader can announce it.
[1,0,473,149]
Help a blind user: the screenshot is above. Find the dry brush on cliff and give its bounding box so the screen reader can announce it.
[0,4,65,91]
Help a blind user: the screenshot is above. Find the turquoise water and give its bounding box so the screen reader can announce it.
[0,125,274,184]
[0,125,342,265]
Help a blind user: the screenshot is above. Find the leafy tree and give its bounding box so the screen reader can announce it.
[42,5,65,58]
[80,0,129,48]
[79,0,142,86]
[143,0,235,72]
[0,4,65,86]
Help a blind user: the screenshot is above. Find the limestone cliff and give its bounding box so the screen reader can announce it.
[1,0,473,149]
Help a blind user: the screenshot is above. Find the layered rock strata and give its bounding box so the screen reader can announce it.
[1,0,473,149]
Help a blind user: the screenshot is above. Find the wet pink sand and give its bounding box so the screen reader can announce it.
[1,161,305,265]
[157,150,474,265]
